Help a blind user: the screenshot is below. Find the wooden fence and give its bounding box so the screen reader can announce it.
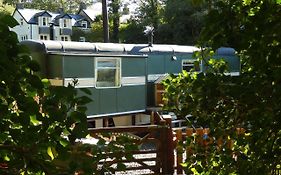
[88,112,280,175]
[88,122,174,174]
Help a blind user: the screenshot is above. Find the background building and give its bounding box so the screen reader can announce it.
[11,3,98,42]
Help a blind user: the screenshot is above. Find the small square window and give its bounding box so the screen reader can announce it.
[95,58,121,88]
[182,60,200,72]
[81,21,87,29]
[61,36,69,41]
[79,37,86,42]
[40,35,48,40]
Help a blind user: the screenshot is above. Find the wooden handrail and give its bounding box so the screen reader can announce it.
[88,125,159,134]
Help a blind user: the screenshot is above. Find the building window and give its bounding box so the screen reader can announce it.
[182,60,200,72]
[95,58,121,88]
[40,17,49,26]
[21,35,28,41]
[79,37,86,42]
[81,21,87,29]
[20,18,24,25]
[61,36,69,41]
[40,34,49,40]
[63,19,67,27]
[60,18,70,28]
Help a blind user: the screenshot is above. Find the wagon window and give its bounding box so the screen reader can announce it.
[182,60,200,72]
[95,58,121,88]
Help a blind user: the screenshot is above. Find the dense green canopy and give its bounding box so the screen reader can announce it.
[163,0,281,174]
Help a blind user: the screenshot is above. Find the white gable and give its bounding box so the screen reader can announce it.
[17,9,42,23]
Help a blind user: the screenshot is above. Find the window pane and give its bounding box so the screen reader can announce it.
[182,60,200,72]
[96,58,120,88]
[183,65,194,71]
[97,60,118,68]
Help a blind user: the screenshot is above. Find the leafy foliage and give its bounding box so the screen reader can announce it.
[162,0,207,45]
[0,13,137,174]
[109,0,121,43]
[163,0,281,174]
[120,0,207,45]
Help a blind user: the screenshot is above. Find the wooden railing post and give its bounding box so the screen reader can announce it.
[103,118,109,127]
[160,116,174,174]
[176,129,183,174]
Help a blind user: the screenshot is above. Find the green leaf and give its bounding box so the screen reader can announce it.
[71,122,88,139]
[76,96,92,105]
[0,14,18,28]
[59,138,70,147]
[28,60,41,72]
[117,162,126,171]
[28,75,44,89]
[30,115,41,126]
[47,146,55,160]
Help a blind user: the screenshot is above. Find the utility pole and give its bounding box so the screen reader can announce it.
[102,0,109,43]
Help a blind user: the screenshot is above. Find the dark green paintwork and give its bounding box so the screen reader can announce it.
[63,55,95,78]
[48,54,62,78]
[117,85,146,112]
[83,88,100,116]
[122,57,146,77]
[147,55,165,74]
[22,40,240,118]
[98,88,118,114]
[147,53,195,74]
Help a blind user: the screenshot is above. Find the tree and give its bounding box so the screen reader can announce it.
[0,13,136,174]
[0,1,14,14]
[109,0,121,42]
[137,0,163,30]
[119,19,147,44]
[163,0,281,174]
[162,0,207,45]
[119,0,165,44]
[120,0,206,45]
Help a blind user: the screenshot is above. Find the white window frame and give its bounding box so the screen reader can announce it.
[182,59,200,72]
[61,35,69,41]
[40,17,49,27]
[79,37,86,42]
[39,34,49,40]
[21,35,28,41]
[81,21,87,29]
[95,57,121,89]
[60,18,70,28]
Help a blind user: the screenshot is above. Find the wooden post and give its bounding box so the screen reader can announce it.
[176,129,183,174]
[186,128,193,137]
[186,128,194,156]
[160,115,174,174]
[132,115,136,125]
[196,128,204,145]
[103,118,109,127]
[167,125,174,174]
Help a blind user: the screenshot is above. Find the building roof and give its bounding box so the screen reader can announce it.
[14,8,90,27]
[17,8,42,24]
[79,2,102,21]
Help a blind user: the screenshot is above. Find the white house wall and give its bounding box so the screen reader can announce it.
[31,24,39,40]
[11,10,30,41]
